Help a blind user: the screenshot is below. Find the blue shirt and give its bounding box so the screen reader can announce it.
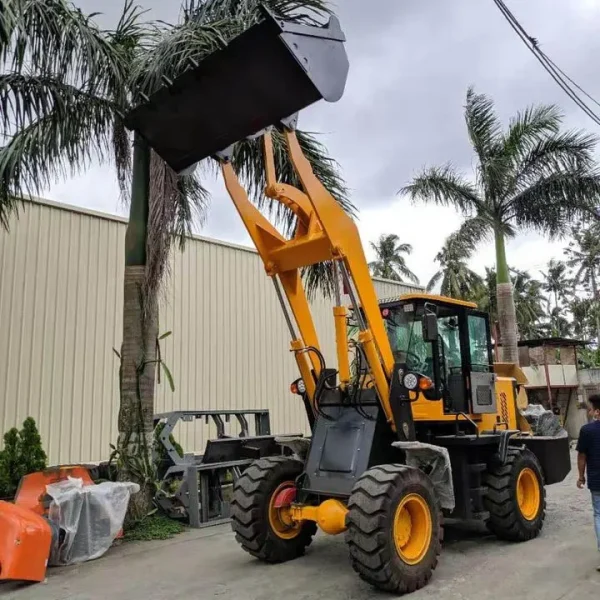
[576,420,600,492]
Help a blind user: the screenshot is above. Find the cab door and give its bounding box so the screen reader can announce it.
[464,310,497,414]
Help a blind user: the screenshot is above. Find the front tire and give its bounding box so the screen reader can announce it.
[230,456,316,563]
[345,464,443,594]
[483,447,546,541]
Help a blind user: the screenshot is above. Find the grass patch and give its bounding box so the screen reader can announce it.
[124,514,185,542]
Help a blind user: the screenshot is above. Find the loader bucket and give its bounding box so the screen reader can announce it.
[124,6,349,173]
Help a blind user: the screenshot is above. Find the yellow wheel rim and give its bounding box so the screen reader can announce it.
[516,467,541,521]
[393,493,433,565]
[268,481,301,540]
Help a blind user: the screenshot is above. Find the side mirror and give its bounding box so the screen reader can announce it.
[423,313,438,343]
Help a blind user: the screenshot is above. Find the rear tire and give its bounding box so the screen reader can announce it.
[230,456,316,563]
[483,447,546,541]
[345,464,443,594]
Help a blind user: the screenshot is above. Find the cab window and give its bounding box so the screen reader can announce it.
[468,315,490,372]
[384,304,434,379]
[438,315,462,374]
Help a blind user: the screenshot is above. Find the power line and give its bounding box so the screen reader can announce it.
[492,0,600,127]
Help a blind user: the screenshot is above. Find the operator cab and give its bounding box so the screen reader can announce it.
[380,294,494,415]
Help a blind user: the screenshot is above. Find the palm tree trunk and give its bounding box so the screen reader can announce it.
[495,228,519,364]
[554,290,560,335]
[118,133,157,522]
[591,271,600,344]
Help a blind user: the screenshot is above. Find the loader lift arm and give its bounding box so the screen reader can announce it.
[220,127,397,431]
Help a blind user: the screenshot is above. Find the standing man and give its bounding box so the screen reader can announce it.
[577,394,600,570]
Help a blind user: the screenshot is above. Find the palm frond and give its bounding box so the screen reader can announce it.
[508,171,600,238]
[397,262,419,284]
[5,0,121,91]
[145,150,210,308]
[465,86,502,163]
[426,270,443,292]
[400,164,484,215]
[0,93,116,227]
[0,73,119,131]
[131,18,230,99]
[454,216,492,249]
[500,104,561,159]
[511,131,598,195]
[183,0,332,26]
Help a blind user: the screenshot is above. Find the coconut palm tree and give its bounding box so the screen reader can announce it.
[368,233,419,283]
[569,297,600,342]
[473,267,546,342]
[565,220,600,342]
[511,269,547,340]
[427,232,482,298]
[0,0,353,518]
[541,259,572,335]
[401,87,600,364]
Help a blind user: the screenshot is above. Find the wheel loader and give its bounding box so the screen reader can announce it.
[124,5,571,594]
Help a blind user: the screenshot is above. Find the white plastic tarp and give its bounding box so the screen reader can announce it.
[392,441,455,510]
[46,477,139,566]
[521,403,568,438]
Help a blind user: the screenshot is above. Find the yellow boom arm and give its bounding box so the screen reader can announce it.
[220,129,396,429]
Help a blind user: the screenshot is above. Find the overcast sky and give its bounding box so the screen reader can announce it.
[48,0,600,288]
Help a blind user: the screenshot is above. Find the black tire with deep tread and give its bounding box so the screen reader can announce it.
[483,447,546,542]
[345,464,443,594]
[230,456,316,563]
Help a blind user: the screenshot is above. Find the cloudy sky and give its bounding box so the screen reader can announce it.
[48,0,600,288]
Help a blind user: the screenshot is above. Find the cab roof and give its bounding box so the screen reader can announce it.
[379,293,478,310]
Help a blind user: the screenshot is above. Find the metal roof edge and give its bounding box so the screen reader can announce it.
[18,195,259,255]
[18,196,429,277]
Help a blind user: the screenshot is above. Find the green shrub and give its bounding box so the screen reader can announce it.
[0,418,47,498]
[124,514,184,541]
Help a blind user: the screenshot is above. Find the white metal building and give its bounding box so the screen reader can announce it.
[0,197,421,464]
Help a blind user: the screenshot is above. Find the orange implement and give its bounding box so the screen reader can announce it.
[0,501,52,582]
[15,466,93,515]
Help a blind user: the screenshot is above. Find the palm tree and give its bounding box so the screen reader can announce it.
[368,233,419,283]
[541,259,571,335]
[427,232,482,298]
[511,269,546,340]
[570,297,600,342]
[473,267,546,342]
[0,0,353,518]
[565,220,600,342]
[401,87,600,364]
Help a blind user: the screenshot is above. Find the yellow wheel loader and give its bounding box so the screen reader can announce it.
[125,6,571,594]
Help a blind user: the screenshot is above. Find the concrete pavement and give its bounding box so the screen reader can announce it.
[1,455,599,600]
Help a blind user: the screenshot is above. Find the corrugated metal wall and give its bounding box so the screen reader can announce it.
[0,198,420,464]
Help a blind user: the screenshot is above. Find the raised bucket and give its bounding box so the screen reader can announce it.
[124,6,349,173]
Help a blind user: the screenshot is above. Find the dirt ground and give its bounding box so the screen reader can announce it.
[2,451,600,600]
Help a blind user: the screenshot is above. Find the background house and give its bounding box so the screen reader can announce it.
[518,337,589,438]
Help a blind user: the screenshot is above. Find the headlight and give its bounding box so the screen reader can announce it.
[403,373,418,390]
[297,379,306,394]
